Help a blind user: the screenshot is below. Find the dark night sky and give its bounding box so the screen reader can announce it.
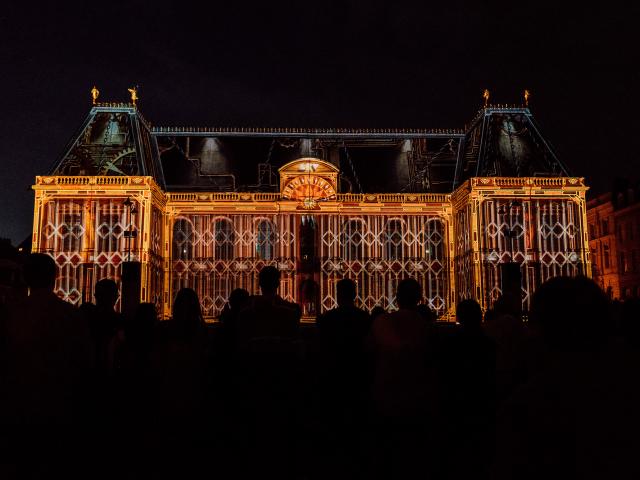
[1,2,638,243]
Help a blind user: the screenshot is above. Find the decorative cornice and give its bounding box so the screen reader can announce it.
[150,126,465,138]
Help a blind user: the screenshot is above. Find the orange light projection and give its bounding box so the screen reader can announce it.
[282,175,336,200]
[279,158,339,202]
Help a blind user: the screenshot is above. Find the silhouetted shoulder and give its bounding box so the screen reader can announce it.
[275,297,302,318]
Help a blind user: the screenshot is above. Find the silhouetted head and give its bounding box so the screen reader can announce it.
[531,275,609,351]
[172,288,204,334]
[259,266,280,296]
[371,306,386,319]
[95,279,119,309]
[229,288,250,311]
[456,299,483,330]
[23,253,57,291]
[336,279,357,307]
[396,278,421,310]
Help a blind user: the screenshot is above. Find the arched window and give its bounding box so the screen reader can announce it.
[255,219,276,260]
[384,219,404,260]
[54,201,84,253]
[214,218,235,260]
[424,218,444,262]
[97,211,120,252]
[172,218,193,261]
[342,219,364,261]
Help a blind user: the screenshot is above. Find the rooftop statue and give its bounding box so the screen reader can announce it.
[91,86,99,105]
[483,88,490,107]
[127,87,138,106]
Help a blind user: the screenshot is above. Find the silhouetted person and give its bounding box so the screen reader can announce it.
[370,306,386,321]
[236,266,301,347]
[492,276,638,480]
[152,289,207,434]
[121,302,158,382]
[317,278,371,359]
[1,253,93,427]
[82,278,124,377]
[438,298,496,479]
[453,300,496,408]
[167,287,206,339]
[125,302,158,354]
[315,279,372,469]
[485,293,528,402]
[367,278,436,478]
[116,302,159,440]
[234,267,302,476]
[218,287,249,356]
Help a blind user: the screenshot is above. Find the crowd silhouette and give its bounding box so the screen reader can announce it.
[0,253,639,478]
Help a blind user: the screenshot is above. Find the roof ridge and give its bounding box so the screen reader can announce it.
[150,126,466,135]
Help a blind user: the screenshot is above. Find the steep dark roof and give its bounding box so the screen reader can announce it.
[455,107,570,184]
[51,103,569,194]
[51,104,164,188]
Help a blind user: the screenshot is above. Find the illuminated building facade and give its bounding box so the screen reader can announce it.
[31,101,591,320]
[587,184,640,299]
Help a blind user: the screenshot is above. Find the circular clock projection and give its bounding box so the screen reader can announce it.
[282,174,336,201]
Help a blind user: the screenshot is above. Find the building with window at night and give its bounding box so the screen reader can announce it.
[587,183,640,300]
[31,99,591,320]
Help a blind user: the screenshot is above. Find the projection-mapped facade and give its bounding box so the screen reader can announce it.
[32,102,591,319]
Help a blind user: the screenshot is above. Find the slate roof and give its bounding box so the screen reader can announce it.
[51,103,569,194]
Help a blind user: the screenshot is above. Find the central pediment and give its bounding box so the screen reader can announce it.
[278,158,338,201]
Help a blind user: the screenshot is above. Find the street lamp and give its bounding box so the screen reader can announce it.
[123,197,138,262]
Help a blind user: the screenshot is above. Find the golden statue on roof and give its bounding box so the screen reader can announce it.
[128,87,138,106]
[91,86,99,105]
[524,89,531,107]
[483,89,490,108]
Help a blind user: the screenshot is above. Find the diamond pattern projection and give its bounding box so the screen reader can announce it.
[39,198,141,309]
[171,213,297,318]
[454,206,474,302]
[318,214,449,316]
[480,199,584,310]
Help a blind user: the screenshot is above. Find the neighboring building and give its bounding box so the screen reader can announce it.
[588,183,640,299]
[31,100,590,320]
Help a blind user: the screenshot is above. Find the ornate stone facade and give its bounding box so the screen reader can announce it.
[31,103,591,320]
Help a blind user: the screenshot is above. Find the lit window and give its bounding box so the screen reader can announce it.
[620,252,628,274]
[214,219,235,260]
[342,220,364,261]
[384,219,404,260]
[424,219,444,261]
[255,219,276,260]
[172,219,193,261]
